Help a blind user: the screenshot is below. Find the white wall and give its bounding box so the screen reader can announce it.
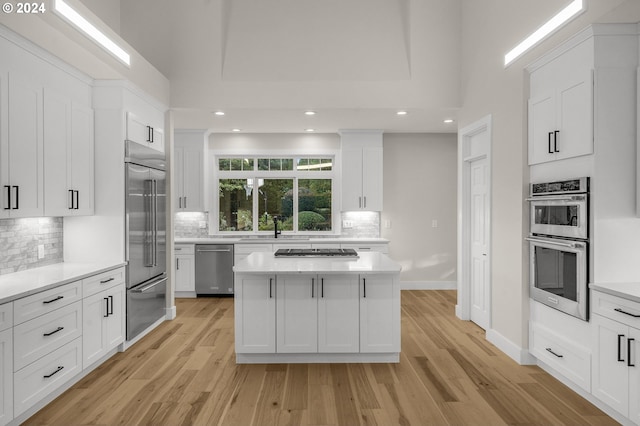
[458,0,640,351]
[382,133,457,285]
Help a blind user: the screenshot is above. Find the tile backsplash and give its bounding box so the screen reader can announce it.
[175,212,210,238]
[0,217,63,276]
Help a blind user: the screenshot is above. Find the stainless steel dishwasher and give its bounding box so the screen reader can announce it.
[195,244,234,296]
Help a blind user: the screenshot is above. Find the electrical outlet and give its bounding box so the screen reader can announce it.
[342,220,353,229]
[38,244,45,259]
[199,221,207,228]
[431,219,438,228]
[384,220,392,229]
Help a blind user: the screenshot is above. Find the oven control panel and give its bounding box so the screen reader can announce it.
[531,177,589,196]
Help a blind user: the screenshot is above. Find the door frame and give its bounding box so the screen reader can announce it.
[457,115,492,327]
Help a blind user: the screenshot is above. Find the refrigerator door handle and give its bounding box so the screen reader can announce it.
[131,276,168,293]
[144,179,154,267]
[152,179,158,267]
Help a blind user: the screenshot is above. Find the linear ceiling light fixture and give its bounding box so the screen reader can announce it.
[54,0,130,66]
[504,0,585,67]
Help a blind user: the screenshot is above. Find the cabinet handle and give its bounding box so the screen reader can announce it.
[104,297,109,317]
[43,326,64,337]
[545,347,563,358]
[3,186,9,210]
[363,278,366,298]
[43,295,64,305]
[364,196,367,208]
[43,366,64,379]
[311,278,314,298]
[269,278,273,299]
[100,278,114,284]
[554,130,560,153]
[614,308,640,318]
[321,278,324,298]
[358,196,362,208]
[618,334,625,362]
[629,338,635,367]
[109,295,114,315]
[68,190,74,209]
[75,190,80,210]
[184,196,187,209]
[147,126,152,143]
[176,258,179,270]
[12,186,18,209]
[548,132,553,154]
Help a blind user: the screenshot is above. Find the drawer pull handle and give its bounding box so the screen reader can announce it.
[614,308,640,318]
[545,348,563,358]
[43,326,64,337]
[43,296,64,305]
[100,278,115,284]
[43,366,64,379]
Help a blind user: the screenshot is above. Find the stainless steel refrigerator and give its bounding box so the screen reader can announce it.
[125,141,167,341]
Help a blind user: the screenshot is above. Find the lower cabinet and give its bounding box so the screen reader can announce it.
[83,283,125,368]
[174,244,195,294]
[234,274,276,353]
[359,274,400,352]
[0,328,12,426]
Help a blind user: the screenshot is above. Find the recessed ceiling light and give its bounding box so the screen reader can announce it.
[305,111,316,116]
[504,0,585,67]
[232,128,241,132]
[305,128,315,132]
[444,119,454,124]
[214,111,225,116]
[396,111,408,116]
[53,0,130,66]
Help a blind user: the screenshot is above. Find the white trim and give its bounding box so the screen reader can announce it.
[401,281,457,290]
[236,352,399,364]
[165,305,177,320]
[486,329,536,365]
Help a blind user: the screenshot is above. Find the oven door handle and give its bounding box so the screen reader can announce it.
[525,237,584,248]
[525,195,586,202]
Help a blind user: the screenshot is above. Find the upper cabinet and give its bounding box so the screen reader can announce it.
[340,130,383,211]
[126,111,164,153]
[174,130,207,212]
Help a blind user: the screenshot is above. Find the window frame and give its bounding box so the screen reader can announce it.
[211,150,339,236]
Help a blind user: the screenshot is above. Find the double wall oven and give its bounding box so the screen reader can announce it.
[526,177,589,320]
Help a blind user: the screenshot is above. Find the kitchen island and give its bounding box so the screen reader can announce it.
[233,251,401,363]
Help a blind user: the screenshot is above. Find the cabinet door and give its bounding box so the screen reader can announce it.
[150,126,164,153]
[83,290,108,368]
[234,274,276,353]
[276,274,318,353]
[43,89,71,216]
[361,146,383,211]
[175,255,195,292]
[556,72,593,161]
[341,148,363,211]
[528,91,556,165]
[104,285,125,351]
[174,146,185,210]
[0,328,12,426]
[69,102,94,215]
[628,326,640,425]
[360,274,400,353]
[318,275,359,353]
[182,147,203,211]
[592,314,629,416]
[4,73,43,217]
[126,112,150,146]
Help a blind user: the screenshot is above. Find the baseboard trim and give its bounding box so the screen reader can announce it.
[486,328,536,365]
[165,305,177,320]
[401,281,457,290]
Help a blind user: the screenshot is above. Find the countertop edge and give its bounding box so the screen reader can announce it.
[175,237,390,244]
[590,282,640,304]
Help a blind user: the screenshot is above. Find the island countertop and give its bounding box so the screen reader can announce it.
[233,251,401,274]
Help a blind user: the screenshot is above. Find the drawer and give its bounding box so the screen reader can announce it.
[14,337,82,417]
[83,267,125,298]
[234,244,273,254]
[591,290,640,328]
[530,322,591,392]
[0,303,13,332]
[14,301,82,371]
[340,243,389,254]
[14,280,82,325]
[175,244,195,255]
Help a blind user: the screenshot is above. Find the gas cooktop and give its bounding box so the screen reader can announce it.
[274,248,359,258]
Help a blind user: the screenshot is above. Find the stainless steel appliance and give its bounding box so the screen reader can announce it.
[274,248,359,258]
[195,244,234,295]
[125,141,167,339]
[526,177,589,320]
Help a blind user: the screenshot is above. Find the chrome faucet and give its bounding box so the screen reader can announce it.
[273,215,281,238]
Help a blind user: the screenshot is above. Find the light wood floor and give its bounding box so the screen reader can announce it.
[25,291,617,425]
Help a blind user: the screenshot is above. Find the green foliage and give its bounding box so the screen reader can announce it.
[298,211,328,231]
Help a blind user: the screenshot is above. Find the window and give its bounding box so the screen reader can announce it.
[215,156,335,234]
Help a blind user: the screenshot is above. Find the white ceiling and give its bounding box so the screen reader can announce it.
[110,0,462,133]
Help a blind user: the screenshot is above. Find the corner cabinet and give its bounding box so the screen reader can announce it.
[174,131,206,212]
[340,130,383,211]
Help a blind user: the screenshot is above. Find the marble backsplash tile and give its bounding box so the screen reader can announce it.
[175,212,210,238]
[0,217,63,276]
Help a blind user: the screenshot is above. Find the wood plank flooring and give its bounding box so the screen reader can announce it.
[24,291,617,425]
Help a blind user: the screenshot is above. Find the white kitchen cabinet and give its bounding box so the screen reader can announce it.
[174,244,195,295]
[43,89,94,216]
[234,274,276,353]
[174,131,206,212]
[317,275,359,353]
[360,274,400,352]
[0,72,44,218]
[0,328,12,426]
[528,69,593,165]
[82,281,125,369]
[341,131,383,211]
[126,111,164,153]
[341,242,389,254]
[276,274,318,353]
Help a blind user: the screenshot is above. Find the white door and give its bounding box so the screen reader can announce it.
[360,274,400,353]
[234,274,276,353]
[317,274,359,353]
[469,157,490,330]
[276,274,317,353]
[104,285,125,350]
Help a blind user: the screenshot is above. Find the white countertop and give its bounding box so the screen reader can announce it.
[175,237,389,245]
[0,261,126,304]
[590,282,640,304]
[233,251,401,274]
